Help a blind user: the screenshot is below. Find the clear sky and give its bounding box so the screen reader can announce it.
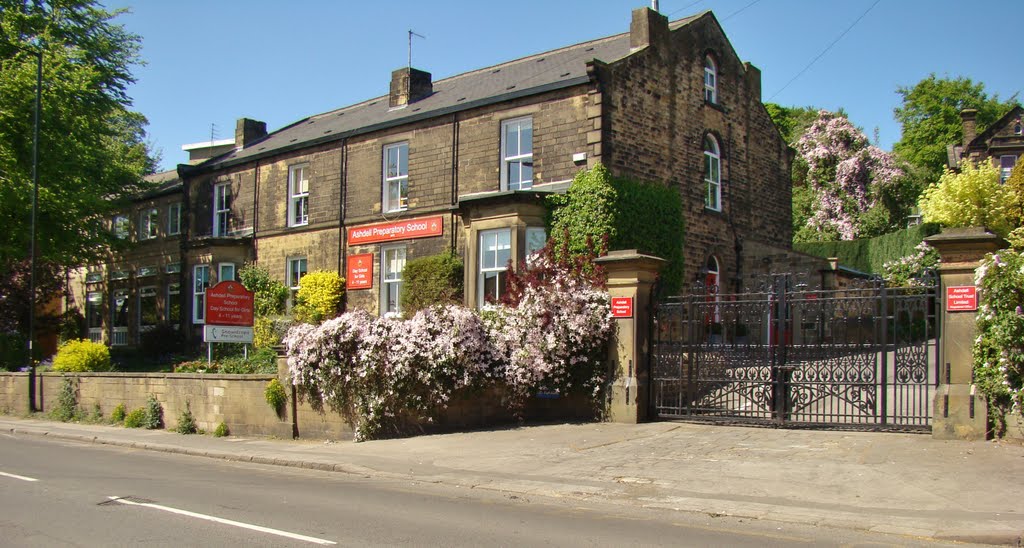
[105,0,1023,172]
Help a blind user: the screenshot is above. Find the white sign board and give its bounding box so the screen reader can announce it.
[203,325,254,343]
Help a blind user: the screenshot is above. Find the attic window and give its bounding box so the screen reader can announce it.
[1016,123,1022,135]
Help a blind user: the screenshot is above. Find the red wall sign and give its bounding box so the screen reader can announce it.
[347,215,443,246]
[346,253,374,290]
[946,286,978,312]
[205,281,255,326]
[611,297,634,319]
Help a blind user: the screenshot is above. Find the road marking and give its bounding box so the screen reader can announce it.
[106,496,335,545]
[0,471,39,482]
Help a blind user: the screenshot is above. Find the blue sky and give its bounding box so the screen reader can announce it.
[106,0,1023,172]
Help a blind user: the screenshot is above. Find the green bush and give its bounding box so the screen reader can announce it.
[400,251,464,315]
[294,270,345,324]
[239,263,289,317]
[111,403,126,423]
[265,378,287,416]
[175,401,198,434]
[0,331,26,371]
[213,422,229,437]
[144,395,163,429]
[139,323,184,359]
[123,408,146,428]
[50,376,79,422]
[794,223,942,274]
[548,164,686,295]
[173,346,277,374]
[58,309,85,344]
[52,339,111,372]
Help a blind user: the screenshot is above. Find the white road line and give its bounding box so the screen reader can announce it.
[106,496,336,545]
[0,471,39,482]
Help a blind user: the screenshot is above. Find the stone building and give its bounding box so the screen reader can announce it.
[949,105,1024,182]
[70,8,793,347]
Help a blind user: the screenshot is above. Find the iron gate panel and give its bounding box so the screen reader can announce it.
[651,274,938,430]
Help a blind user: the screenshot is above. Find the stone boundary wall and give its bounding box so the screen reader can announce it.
[0,372,594,440]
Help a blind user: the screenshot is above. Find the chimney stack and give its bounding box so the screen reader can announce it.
[389,67,433,108]
[630,7,669,51]
[235,118,267,149]
[744,62,761,102]
[961,109,978,146]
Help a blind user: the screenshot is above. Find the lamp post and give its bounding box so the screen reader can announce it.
[10,43,43,412]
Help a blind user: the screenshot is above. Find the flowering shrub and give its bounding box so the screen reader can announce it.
[883,242,938,287]
[294,270,345,324]
[919,161,1015,237]
[285,244,614,440]
[974,249,1024,432]
[794,111,905,241]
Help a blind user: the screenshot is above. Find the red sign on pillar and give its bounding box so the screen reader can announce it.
[346,253,374,290]
[611,297,634,318]
[946,286,978,312]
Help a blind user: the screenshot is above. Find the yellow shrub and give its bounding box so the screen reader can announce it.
[253,316,277,348]
[294,270,345,324]
[52,339,112,372]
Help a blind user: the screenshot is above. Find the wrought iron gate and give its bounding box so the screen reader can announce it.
[651,274,939,430]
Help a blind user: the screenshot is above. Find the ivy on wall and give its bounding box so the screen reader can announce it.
[548,164,686,295]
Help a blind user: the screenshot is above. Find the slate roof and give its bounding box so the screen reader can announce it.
[137,168,181,200]
[197,14,703,171]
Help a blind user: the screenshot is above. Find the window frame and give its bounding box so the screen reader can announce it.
[113,214,129,240]
[287,257,307,312]
[111,288,130,346]
[167,283,181,327]
[383,142,409,213]
[138,285,158,333]
[380,245,407,316]
[704,55,717,104]
[500,117,534,191]
[1000,155,1017,184]
[168,202,182,236]
[288,164,310,227]
[192,264,209,324]
[704,134,722,211]
[139,208,159,240]
[213,182,231,237]
[478,228,511,307]
[218,262,236,283]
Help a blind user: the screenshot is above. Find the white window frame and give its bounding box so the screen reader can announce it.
[139,208,159,240]
[383,142,409,212]
[478,228,511,307]
[704,55,717,104]
[193,264,209,324]
[213,183,231,237]
[168,202,182,236]
[704,134,722,211]
[287,257,307,312]
[86,291,103,343]
[380,245,406,316]
[1000,155,1017,184]
[167,283,181,327]
[218,262,236,283]
[138,285,158,334]
[288,164,309,227]
[113,215,129,240]
[111,289,130,346]
[501,117,533,191]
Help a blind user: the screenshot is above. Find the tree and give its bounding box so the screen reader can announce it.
[893,75,1018,183]
[918,161,1016,237]
[764,103,821,147]
[792,111,907,241]
[0,0,155,272]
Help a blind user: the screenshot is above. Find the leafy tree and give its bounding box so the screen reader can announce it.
[893,75,1018,183]
[764,103,821,147]
[918,161,1015,237]
[1005,161,1024,227]
[793,111,907,241]
[0,0,155,271]
[238,263,288,317]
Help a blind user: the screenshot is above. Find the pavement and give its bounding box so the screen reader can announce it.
[2,415,1023,546]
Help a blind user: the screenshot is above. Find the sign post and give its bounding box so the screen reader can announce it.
[203,281,255,362]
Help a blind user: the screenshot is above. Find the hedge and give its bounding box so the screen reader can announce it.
[793,223,941,274]
[400,251,464,315]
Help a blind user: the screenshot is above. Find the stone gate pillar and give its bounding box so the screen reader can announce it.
[924,227,1005,440]
[594,250,664,423]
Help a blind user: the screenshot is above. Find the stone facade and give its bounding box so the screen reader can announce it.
[71,7,792,348]
[951,105,1024,183]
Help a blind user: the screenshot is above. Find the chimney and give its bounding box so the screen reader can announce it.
[389,67,433,108]
[744,62,761,102]
[630,7,669,51]
[961,109,978,146]
[235,118,267,149]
